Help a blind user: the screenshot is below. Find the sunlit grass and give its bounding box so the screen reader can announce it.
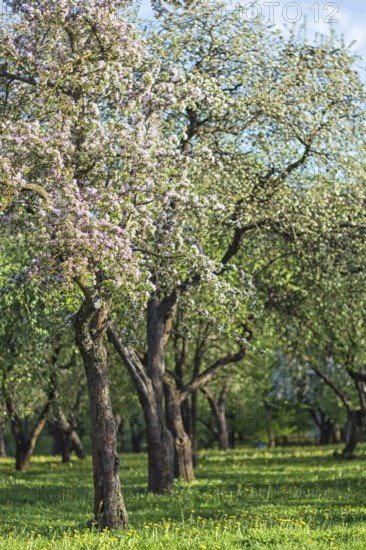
[1,446,366,548]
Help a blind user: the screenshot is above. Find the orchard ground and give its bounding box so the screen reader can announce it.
[1,446,366,549]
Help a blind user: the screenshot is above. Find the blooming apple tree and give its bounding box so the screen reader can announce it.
[0,0,225,528]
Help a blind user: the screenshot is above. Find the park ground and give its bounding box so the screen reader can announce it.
[1,446,366,549]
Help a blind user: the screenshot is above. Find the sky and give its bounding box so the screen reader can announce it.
[139,0,366,70]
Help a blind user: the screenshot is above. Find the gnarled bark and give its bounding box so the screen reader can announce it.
[108,320,174,493]
[164,377,195,481]
[145,299,175,491]
[75,296,128,529]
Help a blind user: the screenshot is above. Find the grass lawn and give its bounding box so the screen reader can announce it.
[1,446,366,549]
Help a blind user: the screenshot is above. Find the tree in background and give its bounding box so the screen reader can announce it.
[109,2,365,492]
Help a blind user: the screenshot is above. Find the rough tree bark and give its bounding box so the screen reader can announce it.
[111,315,246,484]
[144,396,174,493]
[108,320,174,494]
[169,327,196,480]
[164,377,195,481]
[144,298,176,491]
[75,294,128,529]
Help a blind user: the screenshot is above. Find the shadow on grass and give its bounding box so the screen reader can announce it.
[1,446,366,538]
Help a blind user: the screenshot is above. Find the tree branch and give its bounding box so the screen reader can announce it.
[219,219,268,270]
[179,348,245,404]
[0,179,51,202]
[310,365,352,415]
[0,71,36,86]
[29,388,55,451]
[107,320,150,402]
[201,386,219,418]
